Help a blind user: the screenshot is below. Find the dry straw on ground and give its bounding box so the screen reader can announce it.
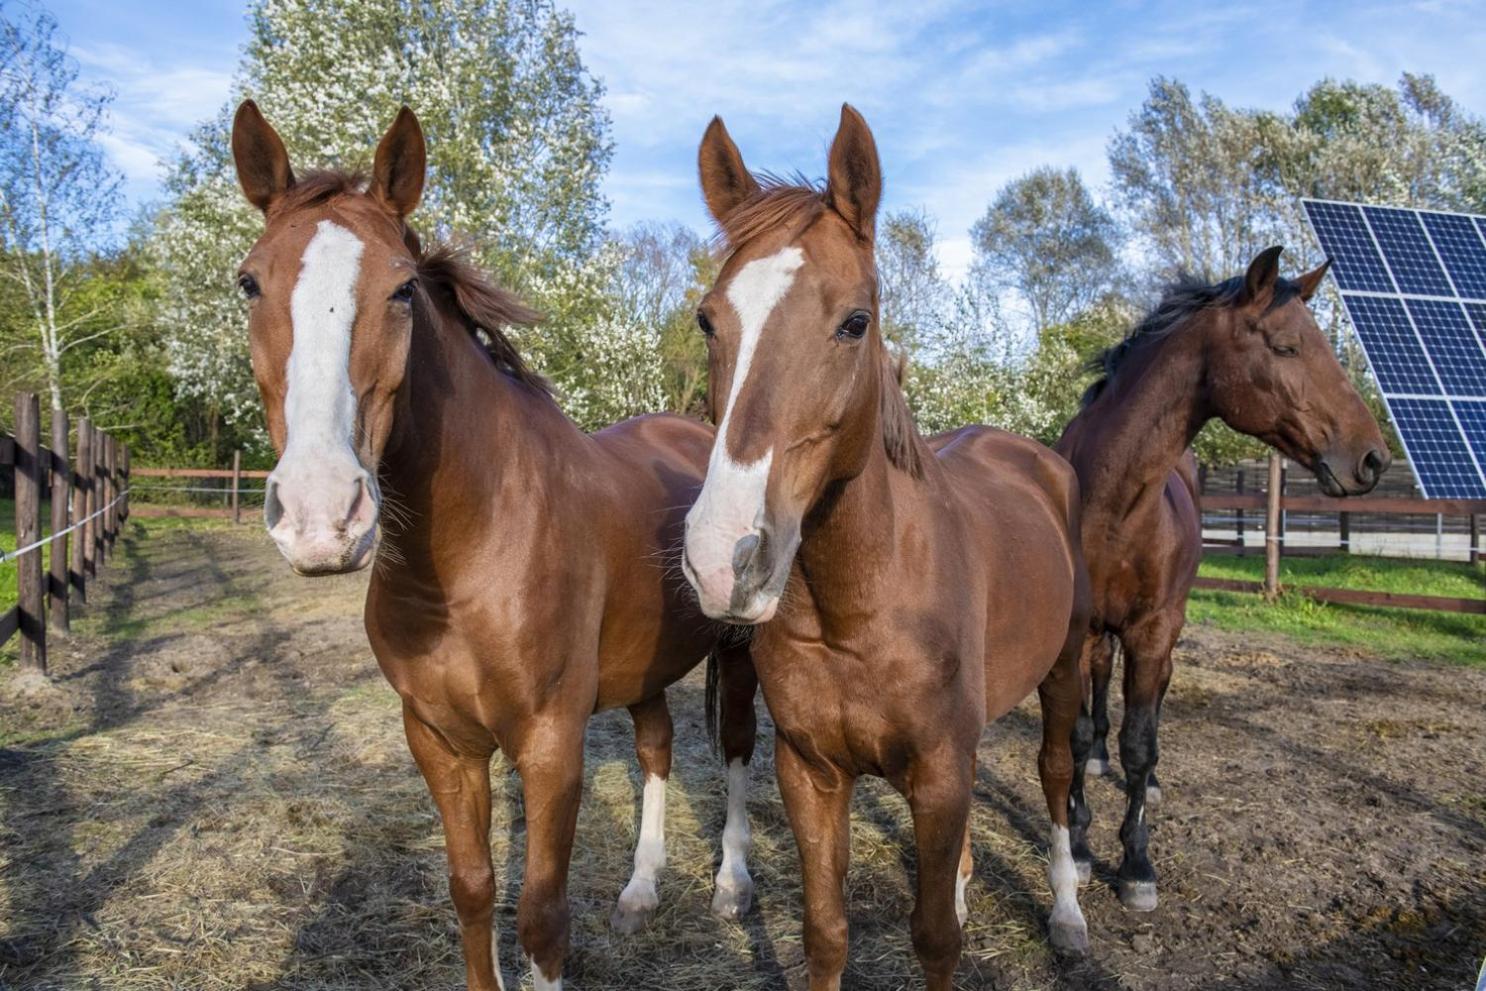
[1,521,1481,989]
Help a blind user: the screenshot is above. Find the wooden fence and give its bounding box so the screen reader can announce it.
[1195,452,1484,615]
[1,392,130,675]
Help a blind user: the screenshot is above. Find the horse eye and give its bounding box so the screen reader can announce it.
[391,279,417,303]
[697,311,715,337]
[1272,344,1298,357]
[237,273,260,299]
[836,312,869,340]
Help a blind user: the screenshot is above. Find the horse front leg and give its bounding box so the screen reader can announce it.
[403,705,504,991]
[1115,618,1179,912]
[511,715,586,989]
[776,735,854,991]
[903,754,974,991]
[712,642,759,920]
[612,692,673,934]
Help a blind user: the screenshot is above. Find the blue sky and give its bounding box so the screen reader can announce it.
[45,0,1486,278]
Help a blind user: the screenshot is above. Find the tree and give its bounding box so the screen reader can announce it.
[0,4,123,413]
[156,0,612,458]
[1108,78,1281,285]
[877,208,948,349]
[970,166,1122,335]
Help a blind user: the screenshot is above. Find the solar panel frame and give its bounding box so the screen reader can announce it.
[1302,198,1486,500]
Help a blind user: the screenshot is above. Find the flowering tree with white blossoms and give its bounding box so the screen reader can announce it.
[155,0,611,453]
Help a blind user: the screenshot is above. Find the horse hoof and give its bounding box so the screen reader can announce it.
[611,880,658,934]
[1119,880,1158,912]
[1049,915,1090,955]
[711,875,754,921]
[1075,858,1092,885]
[1085,756,1110,777]
[1145,783,1163,805]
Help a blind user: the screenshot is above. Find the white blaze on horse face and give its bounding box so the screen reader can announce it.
[266,219,378,574]
[684,246,804,619]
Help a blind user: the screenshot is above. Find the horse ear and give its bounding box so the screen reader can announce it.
[698,116,759,225]
[826,104,881,241]
[1241,245,1285,308]
[232,100,294,213]
[371,106,426,218]
[1295,258,1332,302]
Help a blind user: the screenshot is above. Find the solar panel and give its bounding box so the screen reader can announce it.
[1303,199,1486,499]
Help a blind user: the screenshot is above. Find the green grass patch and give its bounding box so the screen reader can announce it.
[0,496,54,607]
[1192,552,1485,665]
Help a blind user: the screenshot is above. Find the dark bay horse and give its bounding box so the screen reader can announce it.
[229,101,761,990]
[684,105,1093,989]
[1055,247,1389,912]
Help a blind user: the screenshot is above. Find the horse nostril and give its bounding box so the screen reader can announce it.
[1360,448,1389,484]
[264,479,285,530]
[731,533,761,579]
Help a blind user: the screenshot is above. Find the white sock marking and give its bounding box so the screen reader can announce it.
[713,758,753,911]
[530,959,561,991]
[1047,824,1086,936]
[617,774,667,916]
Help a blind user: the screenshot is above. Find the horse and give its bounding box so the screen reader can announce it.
[229,101,761,991]
[683,104,1094,990]
[1054,248,1390,912]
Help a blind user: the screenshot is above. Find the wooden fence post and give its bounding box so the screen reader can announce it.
[1470,513,1480,566]
[1264,451,1283,601]
[14,392,45,674]
[231,449,242,524]
[1235,468,1246,554]
[1339,510,1350,555]
[49,410,70,633]
[74,418,93,594]
[121,444,130,522]
[104,435,118,558]
[92,427,105,569]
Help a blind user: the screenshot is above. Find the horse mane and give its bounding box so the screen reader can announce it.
[416,243,548,395]
[712,173,827,252]
[1080,272,1300,407]
[268,168,367,215]
[879,348,925,479]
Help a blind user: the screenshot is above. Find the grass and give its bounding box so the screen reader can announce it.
[0,496,53,606]
[1191,552,1485,665]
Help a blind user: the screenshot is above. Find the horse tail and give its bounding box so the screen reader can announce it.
[705,644,722,756]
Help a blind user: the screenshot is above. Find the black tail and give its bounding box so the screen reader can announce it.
[704,644,722,756]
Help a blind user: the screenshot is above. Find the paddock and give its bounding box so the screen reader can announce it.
[0,517,1479,990]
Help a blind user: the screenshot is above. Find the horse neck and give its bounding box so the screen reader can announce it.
[1075,316,1214,511]
[792,428,908,627]
[379,300,587,553]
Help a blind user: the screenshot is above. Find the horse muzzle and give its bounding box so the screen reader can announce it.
[265,462,380,575]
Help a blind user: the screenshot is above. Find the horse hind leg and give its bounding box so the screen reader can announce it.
[1069,637,1097,884]
[712,642,759,920]
[1038,650,1091,954]
[612,693,673,934]
[1115,621,1178,913]
[1085,632,1115,776]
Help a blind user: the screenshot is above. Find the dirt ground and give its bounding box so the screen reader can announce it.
[0,519,1482,991]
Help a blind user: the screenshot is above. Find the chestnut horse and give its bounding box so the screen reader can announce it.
[684,105,1093,989]
[230,102,761,991]
[1055,248,1389,912]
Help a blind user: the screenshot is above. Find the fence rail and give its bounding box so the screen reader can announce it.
[1,393,129,673]
[1195,451,1483,614]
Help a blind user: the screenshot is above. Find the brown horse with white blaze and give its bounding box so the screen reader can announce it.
[230,101,762,991]
[685,105,1094,989]
[1055,248,1389,913]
